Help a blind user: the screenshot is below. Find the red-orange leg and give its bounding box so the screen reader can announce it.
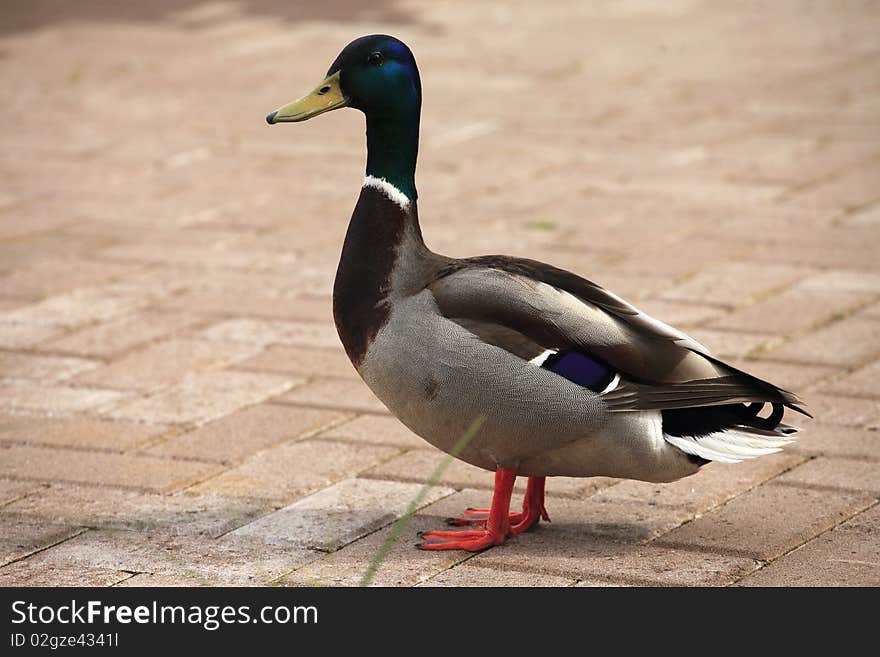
[444,476,550,536]
[417,468,517,551]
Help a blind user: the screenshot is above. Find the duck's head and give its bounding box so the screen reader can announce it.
[266,34,421,125]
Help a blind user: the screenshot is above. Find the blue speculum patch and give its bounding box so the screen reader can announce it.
[543,351,614,392]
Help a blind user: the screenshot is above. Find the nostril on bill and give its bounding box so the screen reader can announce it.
[317,85,331,95]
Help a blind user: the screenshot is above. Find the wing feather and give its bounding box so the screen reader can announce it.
[429,257,808,415]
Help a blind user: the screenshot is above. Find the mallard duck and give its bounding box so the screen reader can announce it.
[266,35,809,552]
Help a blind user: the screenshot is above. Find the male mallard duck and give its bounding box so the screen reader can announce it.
[266,35,809,551]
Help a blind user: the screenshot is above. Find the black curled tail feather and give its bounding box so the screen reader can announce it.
[744,402,784,430]
[662,401,797,440]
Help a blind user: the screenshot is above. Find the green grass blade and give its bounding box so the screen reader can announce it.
[359,415,486,587]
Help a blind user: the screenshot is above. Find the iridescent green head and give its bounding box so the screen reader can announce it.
[267,35,422,200]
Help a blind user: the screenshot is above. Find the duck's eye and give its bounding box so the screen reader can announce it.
[367,52,384,67]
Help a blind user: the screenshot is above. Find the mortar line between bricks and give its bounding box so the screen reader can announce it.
[414,553,511,587]
[0,527,88,570]
[0,221,82,245]
[459,556,698,588]
[647,295,733,311]
[0,472,215,495]
[87,252,293,274]
[22,313,224,362]
[179,447,410,528]
[265,553,329,586]
[726,498,880,586]
[0,436,185,458]
[232,366,357,381]
[831,195,880,225]
[1,435,227,464]
[108,572,141,587]
[770,478,880,496]
[268,399,391,415]
[0,483,48,510]
[761,293,880,342]
[776,150,880,198]
[213,477,459,552]
[309,435,427,451]
[790,448,880,464]
[0,346,111,364]
[137,410,358,465]
[719,274,813,311]
[744,354,853,372]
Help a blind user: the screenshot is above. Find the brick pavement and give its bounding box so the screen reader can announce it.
[1,1,878,586]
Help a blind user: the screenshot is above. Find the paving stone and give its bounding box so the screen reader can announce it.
[148,404,351,463]
[227,478,455,552]
[197,318,340,349]
[0,558,131,587]
[1,0,878,589]
[317,414,428,449]
[362,448,617,499]
[276,379,389,414]
[472,533,756,587]
[734,504,880,586]
[99,240,298,272]
[74,338,263,391]
[1,381,128,414]
[188,439,400,502]
[0,479,44,507]
[824,359,880,399]
[660,261,809,308]
[0,517,84,567]
[789,423,880,461]
[654,481,874,561]
[40,309,201,358]
[0,298,26,310]
[0,351,100,382]
[103,370,297,424]
[0,416,168,451]
[727,359,840,393]
[0,286,153,329]
[235,344,359,379]
[3,484,271,538]
[112,572,209,587]
[686,328,782,359]
[284,489,493,587]
[0,258,137,301]
[573,579,630,587]
[631,299,725,328]
[0,322,64,349]
[0,444,220,492]
[864,301,880,320]
[778,457,880,495]
[765,315,880,367]
[508,491,696,544]
[714,286,869,335]
[161,291,334,322]
[420,564,576,587]
[796,270,880,294]
[34,529,318,586]
[596,452,805,516]
[800,394,880,428]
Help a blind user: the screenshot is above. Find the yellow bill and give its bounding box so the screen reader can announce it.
[266,71,348,124]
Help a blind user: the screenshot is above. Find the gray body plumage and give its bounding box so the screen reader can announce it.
[362,294,701,482]
[334,181,795,483]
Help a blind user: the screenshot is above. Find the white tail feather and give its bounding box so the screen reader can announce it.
[664,430,796,464]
